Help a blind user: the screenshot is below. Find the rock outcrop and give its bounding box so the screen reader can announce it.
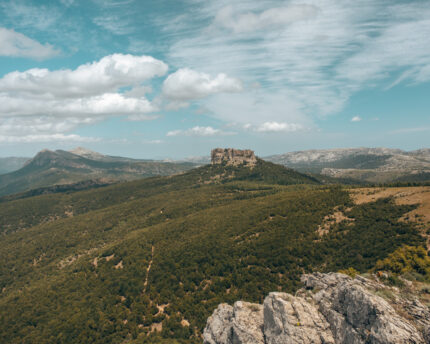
[211,148,257,167]
[203,273,430,344]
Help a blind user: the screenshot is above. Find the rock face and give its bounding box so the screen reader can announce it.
[203,301,264,344]
[203,273,430,344]
[211,148,257,167]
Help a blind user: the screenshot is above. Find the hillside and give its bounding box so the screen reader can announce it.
[0,149,195,197]
[266,147,430,183]
[0,157,428,343]
[0,156,29,174]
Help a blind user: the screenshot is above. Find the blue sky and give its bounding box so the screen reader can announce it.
[0,0,429,159]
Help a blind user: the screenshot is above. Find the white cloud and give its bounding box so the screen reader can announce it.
[162,68,243,101]
[0,54,168,142]
[0,54,168,98]
[0,27,59,59]
[0,134,100,143]
[255,121,303,133]
[351,116,361,122]
[166,126,234,137]
[213,4,319,33]
[0,93,157,117]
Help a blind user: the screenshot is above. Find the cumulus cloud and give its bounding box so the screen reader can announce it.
[162,68,243,101]
[166,126,234,137]
[351,116,361,122]
[0,54,169,142]
[213,4,319,33]
[255,121,303,133]
[0,27,59,59]
[0,93,157,118]
[0,54,167,98]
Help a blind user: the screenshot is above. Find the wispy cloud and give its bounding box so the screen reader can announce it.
[351,116,361,122]
[0,134,100,143]
[93,15,134,35]
[158,0,430,128]
[0,28,59,59]
[211,4,319,33]
[389,127,430,134]
[166,126,235,137]
[1,1,62,31]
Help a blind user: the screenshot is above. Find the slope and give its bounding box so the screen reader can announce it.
[0,161,425,343]
[0,149,195,197]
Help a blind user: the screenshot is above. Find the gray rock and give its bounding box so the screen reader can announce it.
[263,292,334,344]
[203,301,264,344]
[203,304,234,344]
[204,273,430,344]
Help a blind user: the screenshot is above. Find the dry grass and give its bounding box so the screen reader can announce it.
[349,187,430,223]
[317,208,353,236]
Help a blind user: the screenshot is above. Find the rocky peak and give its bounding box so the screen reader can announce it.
[203,272,430,344]
[211,148,257,167]
[70,147,105,160]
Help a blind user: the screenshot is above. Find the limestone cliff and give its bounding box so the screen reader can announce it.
[211,148,257,167]
[203,273,430,344]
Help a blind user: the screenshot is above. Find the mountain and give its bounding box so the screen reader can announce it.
[265,147,430,183]
[0,156,29,174]
[0,149,195,197]
[204,272,430,344]
[1,149,428,343]
[70,147,154,163]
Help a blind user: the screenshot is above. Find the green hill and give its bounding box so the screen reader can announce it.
[0,160,424,344]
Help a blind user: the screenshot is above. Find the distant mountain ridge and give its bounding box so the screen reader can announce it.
[265,147,430,183]
[0,148,195,197]
[0,157,29,175]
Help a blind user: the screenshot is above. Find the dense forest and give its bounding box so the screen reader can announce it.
[0,161,427,343]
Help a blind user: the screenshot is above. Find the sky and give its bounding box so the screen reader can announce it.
[0,0,429,159]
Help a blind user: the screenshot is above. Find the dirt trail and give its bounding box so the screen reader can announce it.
[144,245,154,292]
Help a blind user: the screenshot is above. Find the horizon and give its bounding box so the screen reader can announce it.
[0,0,429,158]
[1,145,429,161]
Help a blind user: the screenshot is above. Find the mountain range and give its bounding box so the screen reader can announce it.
[0,148,195,197]
[1,147,429,197]
[265,147,430,183]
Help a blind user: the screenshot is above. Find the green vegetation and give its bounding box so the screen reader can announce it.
[374,245,430,281]
[0,161,426,343]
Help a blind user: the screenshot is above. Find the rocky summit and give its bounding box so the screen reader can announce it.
[203,272,430,344]
[211,148,257,167]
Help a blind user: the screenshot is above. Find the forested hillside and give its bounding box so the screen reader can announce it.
[0,161,426,344]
